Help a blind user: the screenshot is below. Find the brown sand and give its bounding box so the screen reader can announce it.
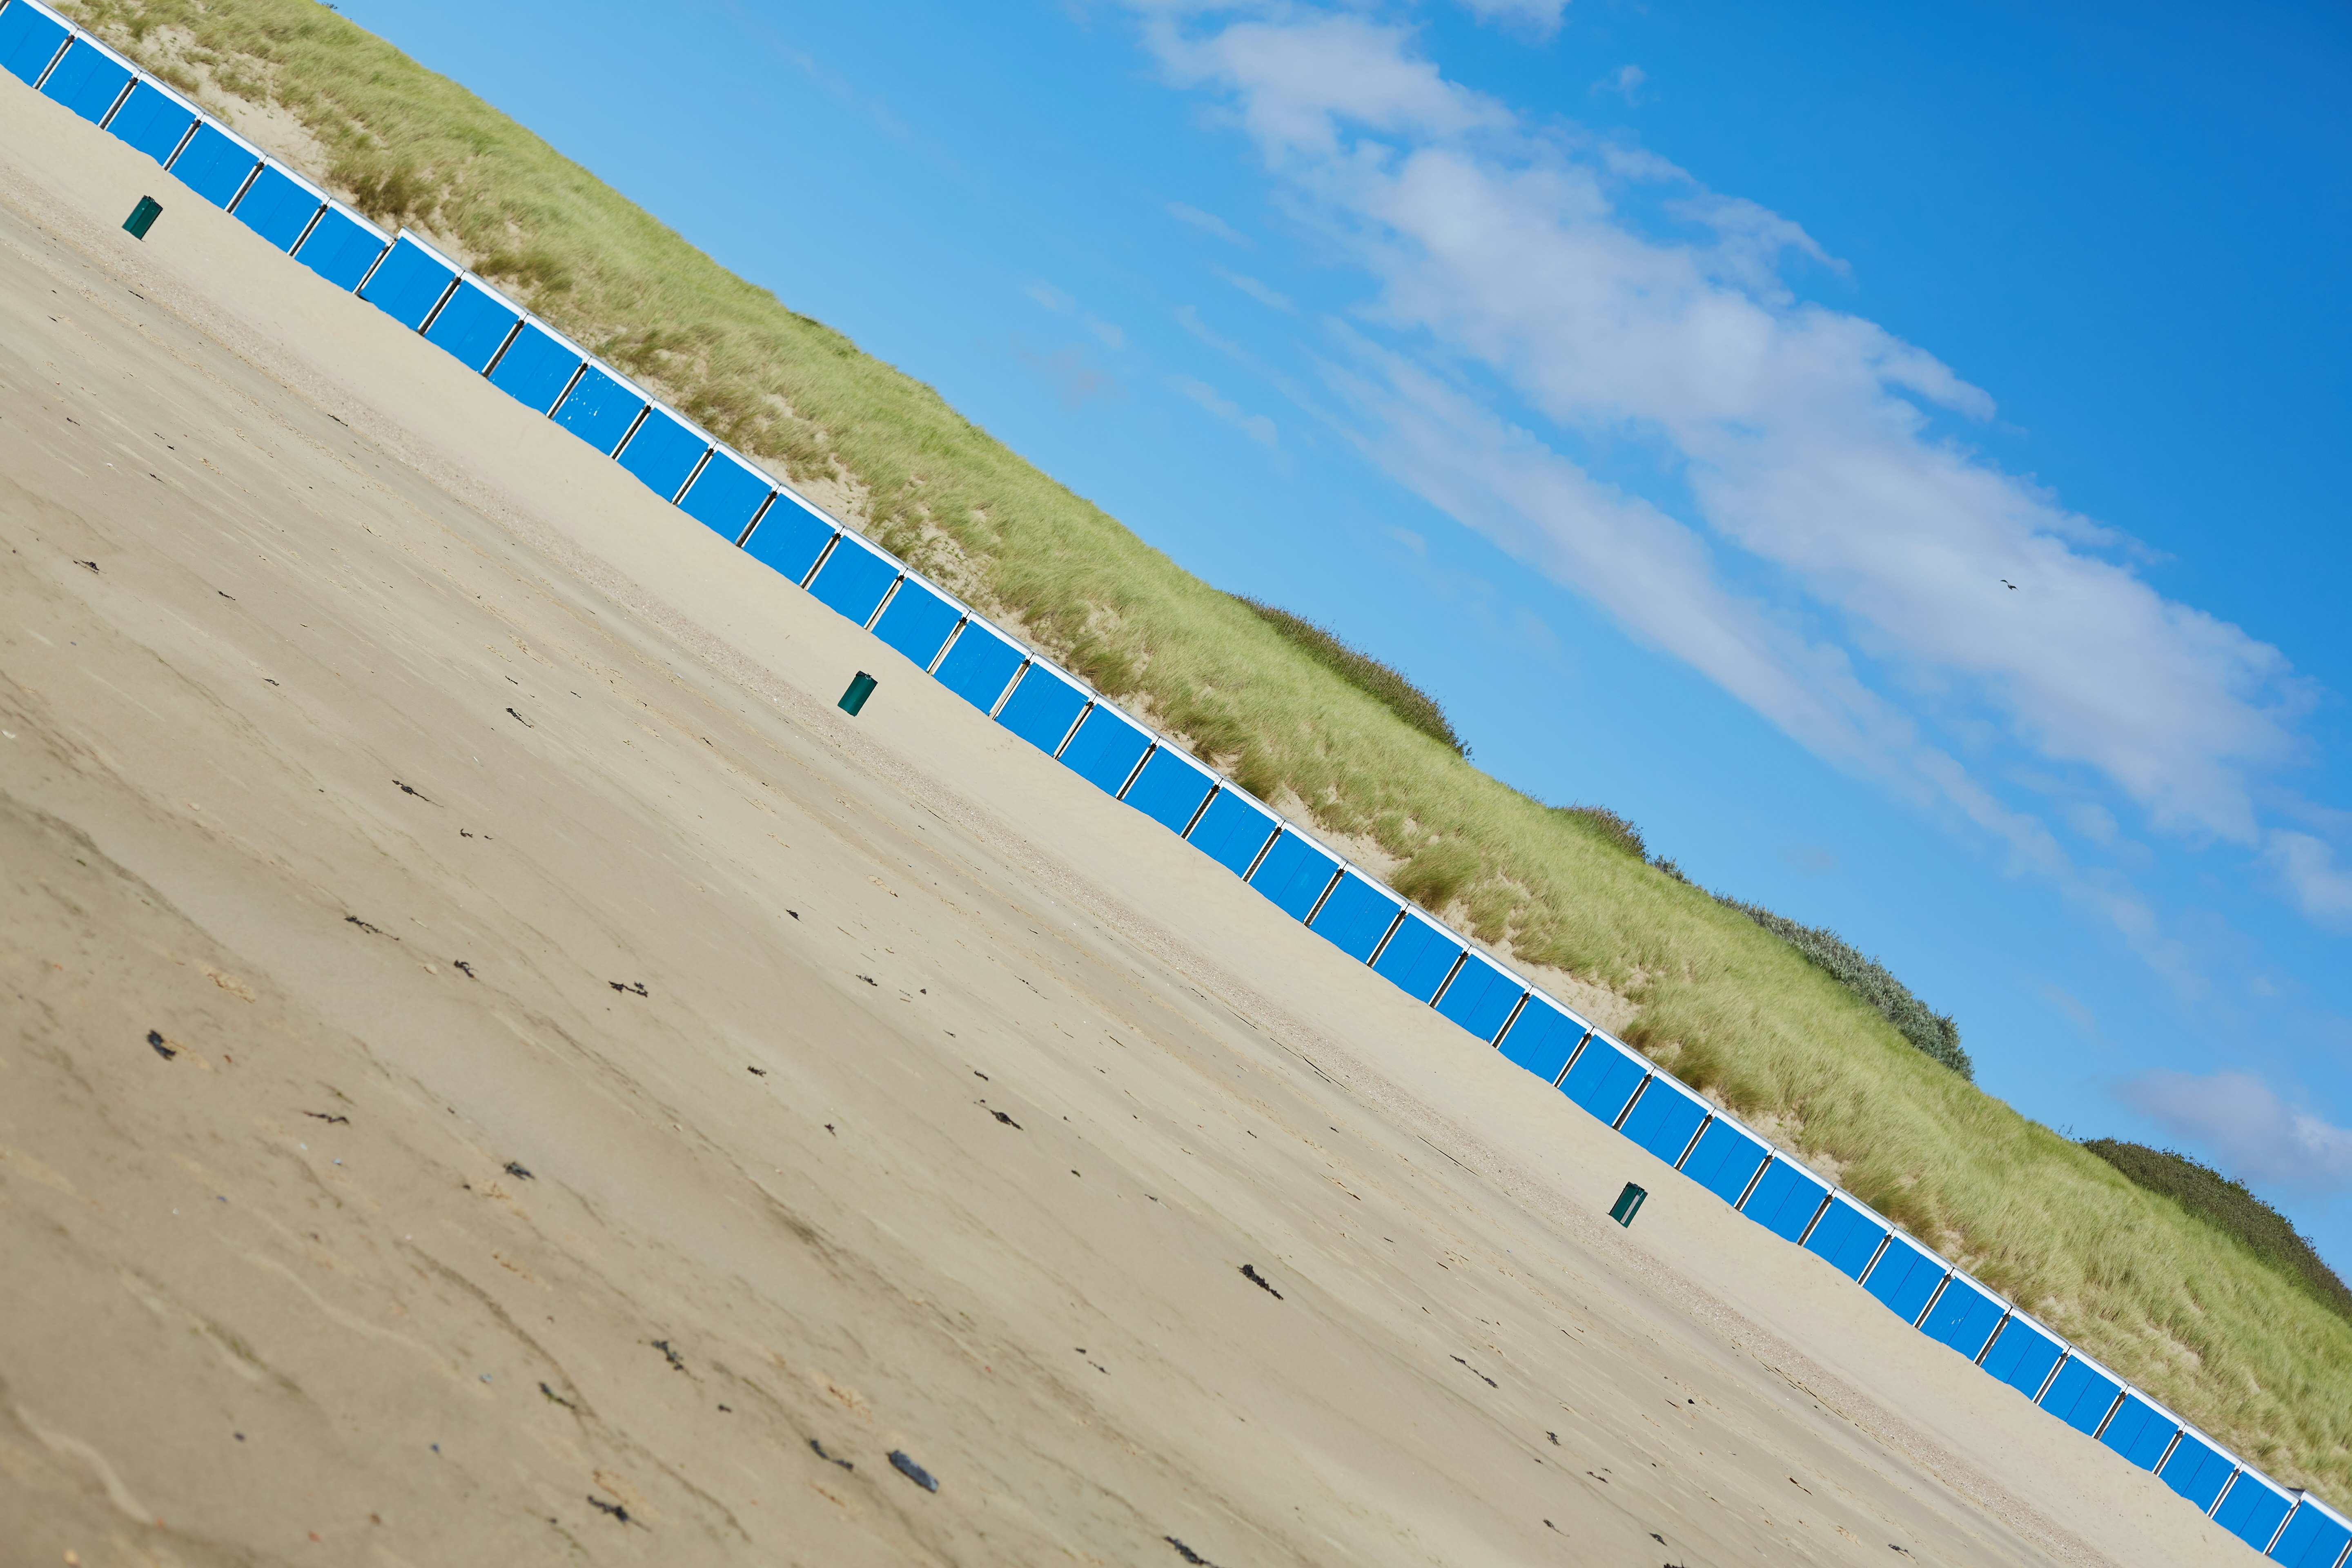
[0,82,2270,1568]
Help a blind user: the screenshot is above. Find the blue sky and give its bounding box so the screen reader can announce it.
[341,0,2352,1267]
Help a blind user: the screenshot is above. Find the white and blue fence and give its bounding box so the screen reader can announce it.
[3,2,2343,1559]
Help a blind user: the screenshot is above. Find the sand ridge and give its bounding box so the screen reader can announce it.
[0,79,2267,1568]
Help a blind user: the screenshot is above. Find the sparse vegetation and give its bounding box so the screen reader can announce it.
[56,0,2352,1497]
[2084,1140,2352,1325]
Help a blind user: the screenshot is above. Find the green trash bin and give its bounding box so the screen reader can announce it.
[839,671,878,716]
[124,196,163,240]
[1609,1182,1647,1228]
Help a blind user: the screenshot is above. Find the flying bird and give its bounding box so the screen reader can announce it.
[2000,579,2018,590]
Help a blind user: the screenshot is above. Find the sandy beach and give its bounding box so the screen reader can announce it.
[0,80,2272,1568]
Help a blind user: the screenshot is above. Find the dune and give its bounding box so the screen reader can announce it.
[0,80,2267,1567]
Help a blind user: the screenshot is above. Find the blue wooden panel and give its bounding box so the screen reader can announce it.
[2097,1394,2176,1472]
[677,451,773,542]
[1864,1234,1946,1324]
[1682,1118,1769,1206]
[1436,952,1523,1041]
[2157,1431,2234,1514]
[997,664,1089,755]
[1309,872,1402,962]
[107,80,196,165]
[1123,745,1216,835]
[551,363,646,454]
[1920,1275,2006,1362]
[871,575,960,668]
[232,163,319,251]
[2038,1356,2122,1436]
[2271,1501,2351,1568]
[1188,788,1278,877]
[358,235,457,330]
[616,405,708,500]
[933,621,1024,713]
[1742,1159,1831,1243]
[1060,704,1152,796]
[806,534,898,625]
[295,205,386,292]
[0,1,68,85]
[171,121,261,209]
[1250,831,1340,921]
[1496,995,1587,1081]
[421,277,519,372]
[1803,1194,1887,1281]
[41,38,129,122]
[1621,1077,1710,1167]
[1562,1037,1650,1127]
[486,320,583,413]
[2215,1474,2295,1555]
[1372,913,1461,1002]
[1979,1314,2065,1401]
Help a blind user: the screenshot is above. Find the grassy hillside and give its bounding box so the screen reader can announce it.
[58,0,2352,1495]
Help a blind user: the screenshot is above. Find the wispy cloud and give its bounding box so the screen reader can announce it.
[1166,200,1253,246]
[1593,63,1647,104]
[1027,282,1128,354]
[1215,266,1295,312]
[1457,0,1567,39]
[2267,831,2352,925]
[1167,372,1280,449]
[1140,5,2320,929]
[2117,1069,2352,1193]
[1175,303,1246,360]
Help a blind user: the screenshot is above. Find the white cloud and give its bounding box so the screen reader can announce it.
[2266,831,2352,924]
[1087,316,1127,350]
[1215,265,1295,312]
[1168,373,1280,448]
[1152,13,1507,158]
[1459,0,1567,37]
[1594,63,1646,103]
[1165,200,1252,246]
[2118,1069,2352,1193]
[1142,6,2316,877]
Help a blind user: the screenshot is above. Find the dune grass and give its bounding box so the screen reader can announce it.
[55,0,2352,1497]
[1230,597,1468,759]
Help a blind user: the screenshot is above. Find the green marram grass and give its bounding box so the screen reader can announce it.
[60,0,2352,1497]
[1232,596,1468,758]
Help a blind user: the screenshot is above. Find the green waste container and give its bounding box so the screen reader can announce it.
[1609,1182,1647,1228]
[839,671,878,716]
[124,196,163,240]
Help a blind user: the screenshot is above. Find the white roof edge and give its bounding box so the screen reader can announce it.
[254,156,329,204]
[318,195,388,233]
[121,67,203,118]
[390,227,465,272]
[56,22,140,73]
[185,111,265,160]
